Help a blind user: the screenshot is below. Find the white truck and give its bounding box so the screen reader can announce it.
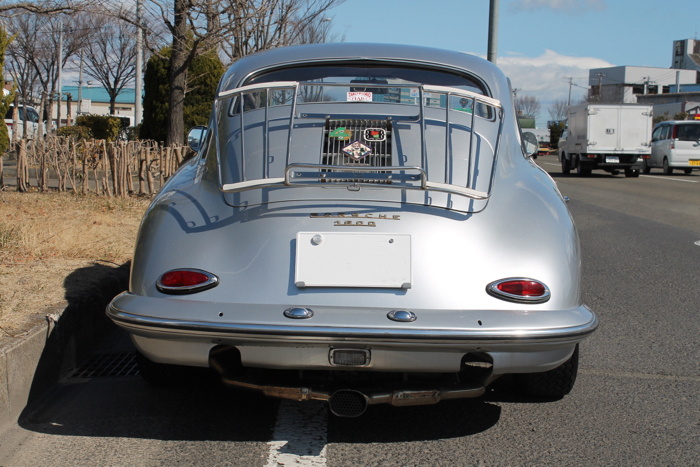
[559,104,653,177]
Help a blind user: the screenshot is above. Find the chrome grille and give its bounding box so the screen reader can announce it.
[322,119,392,173]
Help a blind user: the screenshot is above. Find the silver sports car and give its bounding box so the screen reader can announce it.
[108,43,597,417]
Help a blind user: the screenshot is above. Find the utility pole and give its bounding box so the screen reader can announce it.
[135,0,143,125]
[487,0,499,64]
[563,76,574,106]
[57,22,63,129]
[78,50,83,115]
[595,73,606,102]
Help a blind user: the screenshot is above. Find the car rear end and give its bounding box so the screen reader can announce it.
[108,44,597,415]
[669,121,700,170]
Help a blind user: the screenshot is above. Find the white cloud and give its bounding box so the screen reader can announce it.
[495,50,614,123]
[509,0,606,13]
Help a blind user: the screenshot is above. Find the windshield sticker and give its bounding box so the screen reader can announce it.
[342,141,372,160]
[347,92,373,102]
[329,127,353,141]
[363,128,386,142]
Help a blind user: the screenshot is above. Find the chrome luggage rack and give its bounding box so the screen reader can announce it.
[214,81,504,202]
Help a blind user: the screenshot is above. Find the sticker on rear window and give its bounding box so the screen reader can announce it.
[347,92,372,102]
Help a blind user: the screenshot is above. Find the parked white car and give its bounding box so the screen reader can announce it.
[4,104,43,141]
[646,120,700,174]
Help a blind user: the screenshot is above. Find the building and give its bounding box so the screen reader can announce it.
[671,38,700,75]
[587,39,700,120]
[52,85,139,127]
[587,66,696,104]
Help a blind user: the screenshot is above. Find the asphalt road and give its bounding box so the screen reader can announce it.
[0,154,698,466]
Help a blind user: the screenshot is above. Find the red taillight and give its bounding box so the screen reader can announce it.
[487,278,550,303]
[497,280,545,296]
[5,123,11,129]
[157,269,218,294]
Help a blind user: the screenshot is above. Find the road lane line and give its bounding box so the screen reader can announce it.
[265,400,328,467]
[640,175,698,183]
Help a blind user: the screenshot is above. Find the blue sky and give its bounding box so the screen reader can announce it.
[328,0,700,126]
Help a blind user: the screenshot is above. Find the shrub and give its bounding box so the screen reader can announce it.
[75,115,122,141]
[57,125,93,140]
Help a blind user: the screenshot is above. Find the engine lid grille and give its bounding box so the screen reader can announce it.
[323,119,392,169]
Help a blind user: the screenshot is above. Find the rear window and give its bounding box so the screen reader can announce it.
[236,64,491,116]
[674,123,700,141]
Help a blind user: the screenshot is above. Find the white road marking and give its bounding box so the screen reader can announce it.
[542,163,560,167]
[640,175,698,183]
[265,400,328,467]
[695,240,700,246]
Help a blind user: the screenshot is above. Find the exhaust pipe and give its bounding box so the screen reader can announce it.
[329,390,369,418]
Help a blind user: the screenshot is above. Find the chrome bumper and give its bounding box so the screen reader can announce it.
[107,292,597,373]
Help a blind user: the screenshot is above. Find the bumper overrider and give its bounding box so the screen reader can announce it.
[107,292,597,415]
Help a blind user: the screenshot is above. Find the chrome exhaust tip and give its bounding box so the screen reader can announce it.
[329,389,368,418]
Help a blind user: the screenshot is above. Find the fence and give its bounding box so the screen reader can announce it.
[1,136,191,196]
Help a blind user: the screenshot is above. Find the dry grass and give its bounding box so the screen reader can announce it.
[0,189,150,337]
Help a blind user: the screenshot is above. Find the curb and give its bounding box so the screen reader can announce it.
[0,264,128,434]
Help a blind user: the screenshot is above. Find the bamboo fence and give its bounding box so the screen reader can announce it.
[4,136,191,197]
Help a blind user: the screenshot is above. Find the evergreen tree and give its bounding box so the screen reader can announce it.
[140,47,224,143]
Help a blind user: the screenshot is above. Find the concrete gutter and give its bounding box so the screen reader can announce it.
[0,263,129,433]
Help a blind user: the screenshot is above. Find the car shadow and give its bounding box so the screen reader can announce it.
[328,398,501,443]
[15,262,131,429]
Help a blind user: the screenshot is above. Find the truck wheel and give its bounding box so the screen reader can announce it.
[642,160,651,174]
[561,155,570,174]
[663,158,673,175]
[576,157,590,177]
[624,168,640,178]
[522,345,579,397]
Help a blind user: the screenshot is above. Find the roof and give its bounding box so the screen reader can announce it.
[59,85,141,104]
[218,42,508,101]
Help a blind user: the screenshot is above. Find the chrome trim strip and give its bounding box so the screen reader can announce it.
[107,306,598,345]
[220,164,490,200]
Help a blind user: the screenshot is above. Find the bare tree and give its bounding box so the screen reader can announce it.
[220,1,343,63]
[107,0,344,146]
[5,13,43,105]
[548,98,568,121]
[0,1,96,17]
[6,13,90,132]
[80,14,138,115]
[514,95,541,117]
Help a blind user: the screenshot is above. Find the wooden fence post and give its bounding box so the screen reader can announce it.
[17,139,27,192]
[109,142,119,197]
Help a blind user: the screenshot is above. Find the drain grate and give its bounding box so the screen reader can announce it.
[71,352,140,378]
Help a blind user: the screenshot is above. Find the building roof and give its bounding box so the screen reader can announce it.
[60,85,140,104]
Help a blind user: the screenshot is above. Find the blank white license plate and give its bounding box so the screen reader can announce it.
[605,156,619,163]
[295,232,411,288]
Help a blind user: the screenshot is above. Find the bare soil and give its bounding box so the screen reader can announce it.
[0,189,150,338]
